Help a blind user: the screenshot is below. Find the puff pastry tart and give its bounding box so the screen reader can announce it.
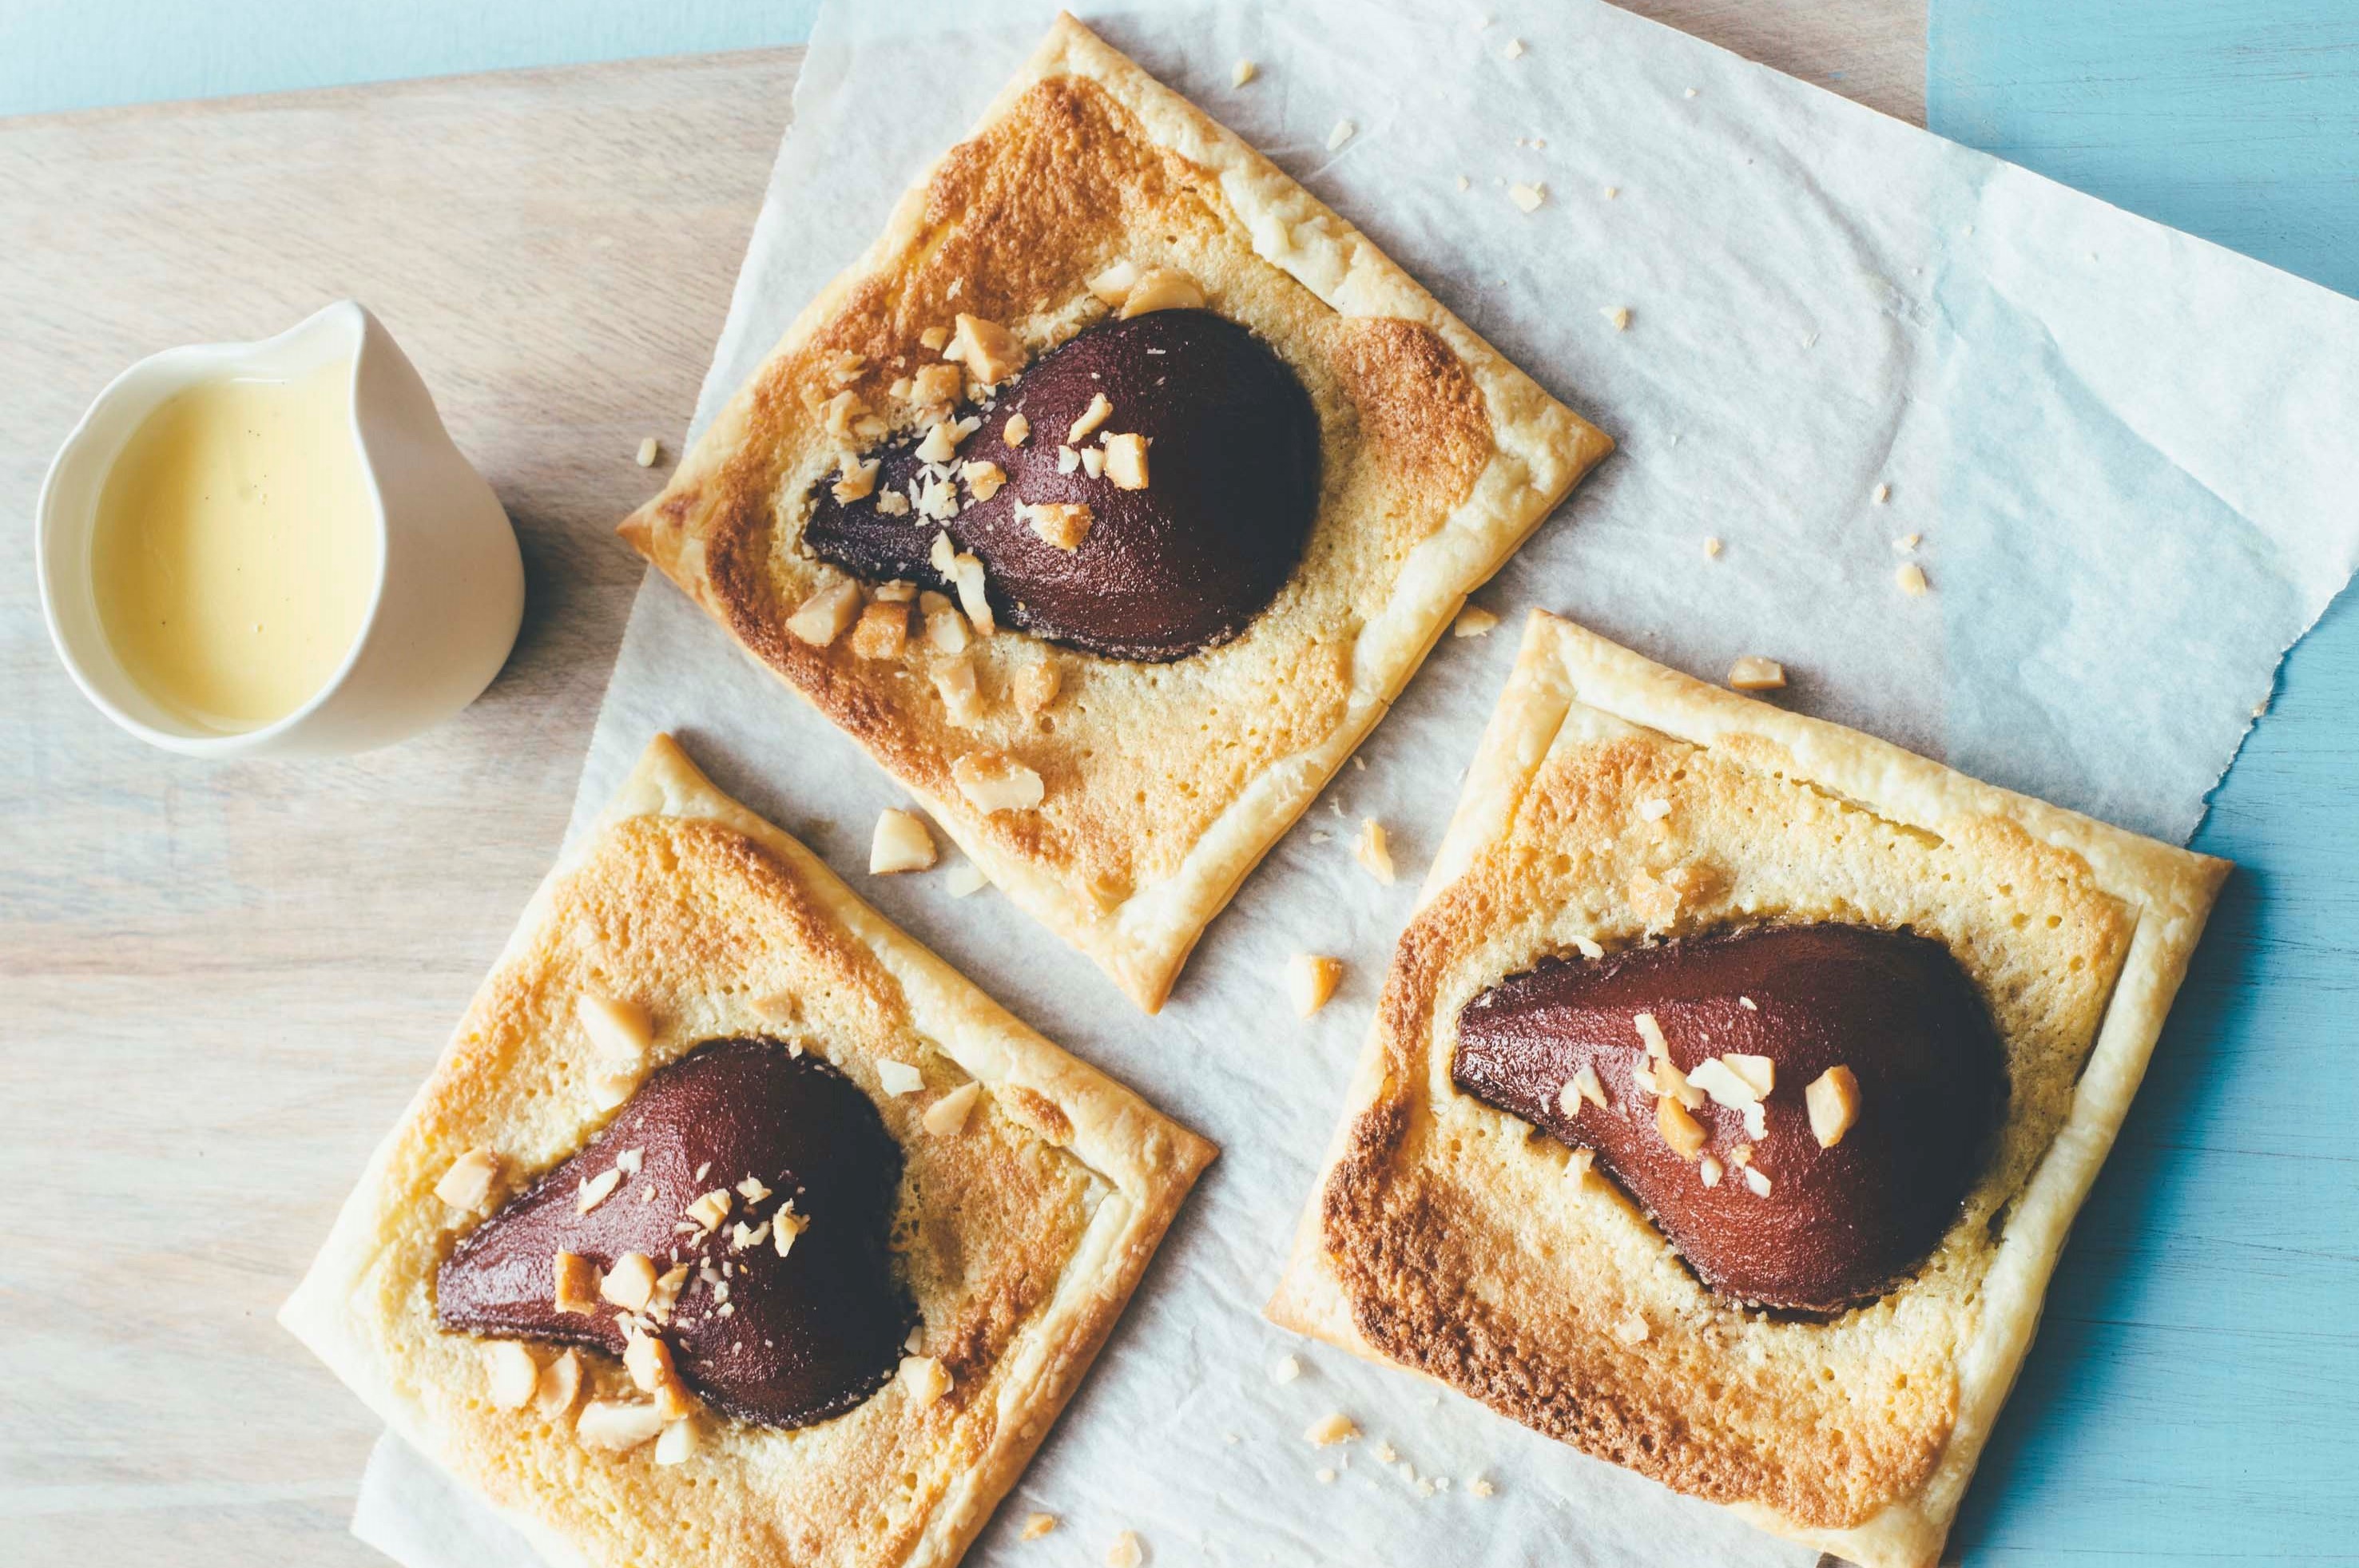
[620,14,1611,1012]
[1269,613,2227,1568]
[282,734,1214,1568]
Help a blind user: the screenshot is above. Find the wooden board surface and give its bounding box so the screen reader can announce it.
[0,9,1934,1564]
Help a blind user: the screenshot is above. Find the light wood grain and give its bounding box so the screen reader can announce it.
[0,10,1920,1564]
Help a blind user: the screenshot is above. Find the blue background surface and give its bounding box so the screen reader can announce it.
[10,2,2355,1561]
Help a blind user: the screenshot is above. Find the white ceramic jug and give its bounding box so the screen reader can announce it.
[37,300,524,757]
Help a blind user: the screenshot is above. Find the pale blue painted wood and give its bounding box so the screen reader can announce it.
[1932,3,2359,1560]
[0,0,818,117]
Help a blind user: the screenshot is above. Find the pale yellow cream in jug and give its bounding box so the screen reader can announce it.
[90,360,378,733]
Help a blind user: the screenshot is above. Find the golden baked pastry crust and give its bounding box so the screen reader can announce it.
[1269,612,2226,1568]
[281,734,1215,1568]
[619,13,1611,1013]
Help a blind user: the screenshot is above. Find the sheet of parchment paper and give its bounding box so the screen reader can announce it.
[353,2,2359,1564]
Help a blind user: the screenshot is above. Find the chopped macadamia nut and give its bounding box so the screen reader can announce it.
[848,601,909,661]
[959,459,1007,501]
[685,1190,732,1233]
[785,578,864,646]
[932,658,985,726]
[1685,1056,1759,1112]
[1003,411,1031,446]
[1727,656,1786,691]
[486,1341,540,1409]
[876,492,911,517]
[1353,818,1396,883]
[1233,58,1257,86]
[1079,445,1107,480]
[1575,935,1606,959]
[1055,444,1082,474]
[919,324,951,351]
[1873,482,1892,503]
[634,437,661,467]
[1288,953,1346,1017]
[1452,605,1500,637]
[1102,431,1150,489]
[1637,796,1672,822]
[1011,660,1061,716]
[1564,1145,1596,1185]
[931,534,996,633]
[1894,532,1923,554]
[952,751,1045,813]
[601,1252,657,1312]
[1633,1012,1670,1058]
[1656,1096,1707,1160]
[623,1328,676,1396]
[923,1081,983,1136]
[825,350,866,386]
[1118,267,1206,319]
[535,1347,583,1415]
[877,1059,923,1097]
[1467,1476,1496,1499]
[1703,535,1724,558]
[576,1399,667,1453]
[1087,259,1140,307]
[435,1148,502,1213]
[870,808,936,875]
[1273,1354,1303,1384]
[832,455,880,503]
[1106,1532,1144,1568]
[872,579,916,604]
[1066,392,1114,444]
[1305,1412,1360,1447]
[553,1252,599,1315]
[944,313,1027,385]
[900,1355,952,1409]
[909,361,962,407]
[1896,562,1931,597]
[1699,1154,1724,1188]
[577,1168,622,1213]
[1022,1512,1060,1540]
[819,391,868,442]
[1559,1064,1608,1115]
[1019,502,1099,556]
[915,420,965,465]
[653,1419,697,1466]
[923,595,972,655]
[1743,1165,1773,1197]
[1508,182,1547,212]
[1723,1054,1773,1097]
[1602,305,1631,331]
[1614,1312,1650,1345]
[1503,37,1526,58]
[945,861,987,897]
[1327,119,1356,150]
[1808,1064,1863,1147]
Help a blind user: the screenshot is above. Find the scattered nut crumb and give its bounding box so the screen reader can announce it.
[959,459,1007,502]
[601,1252,658,1312]
[635,437,661,468]
[653,1418,697,1466]
[1021,1512,1059,1540]
[1637,796,1672,823]
[1574,935,1605,959]
[1102,431,1150,489]
[1614,1312,1650,1345]
[1273,1354,1303,1384]
[1452,605,1500,637]
[1087,260,1140,308]
[684,1190,731,1233]
[1808,1064,1862,1147]
[1503,38,1526,58]
[575,1399,667,1453]
[1563,1145,1595,1184]
[1066,391,1114,444]
[909,361,962,408]
[900,1355,952,1409]
[932,657,985,726]
[923,1081,983,1136]
[919,324,951,351]
[923,596,971,656]
[877,1060,923,1097]
[1893,532,1922,554]
[435,1148,501,1214]
[1328,119,1356,151]
[1727,656,1786,691]
[577,1168,622,1214]
[1353,819,1396,884]
[849,600,909,661]
[1456,174,1471,192]
[1316,1467,1337,1483]
[535,1348,582,1415]
[1699,1154,1724,1188]
[1106,1531,1144,1568]
[832,455,880,503]
[951,751,1045,814]
[1873,482,1891,504]
[1508,182,1547,212]
[486,1341,540,1409]
[1657,1096,1707,1161]
[772,1205,808,1256]
[1601,305,1631,331]
[1602,185,1618,199]
[1011,660,1061,716]
[785,578,864,646]
[1287,954,1345,1017]
[1003,411,1031,447]
[1744,1165,1773,1197]
[1305,1412,1360,1447]
[1703,535,1723,558]
[1233,59,1257,87]
[1684,86,1698,98]
[945,861,987,898]
[1118,266,1206,319]
[1080,445,1107,480]
[870,808,936,875]
[1896,562,1930,597]
[944,313,1027,386]
[1017,499,1095,553]
[1467,1475,1496,1499]
[553,1252,599,1315]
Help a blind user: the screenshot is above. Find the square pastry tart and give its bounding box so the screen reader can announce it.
[1269,613,2227,1568]
[282,735,1215,1568]
[620,14,1611,1012]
